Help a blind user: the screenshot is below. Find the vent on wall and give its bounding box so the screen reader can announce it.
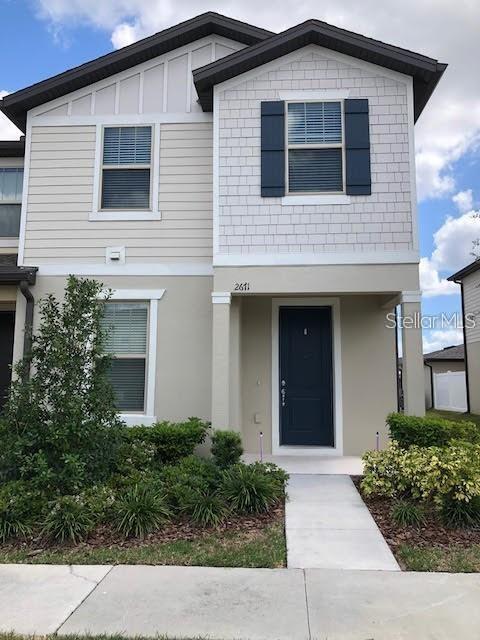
[106,246,126,264]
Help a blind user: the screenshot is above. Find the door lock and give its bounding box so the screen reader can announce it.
[281,379,286,407]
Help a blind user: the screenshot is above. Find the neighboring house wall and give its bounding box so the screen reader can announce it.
[215,46,415,261]
[424,361,465,410]
[464,270,480,414]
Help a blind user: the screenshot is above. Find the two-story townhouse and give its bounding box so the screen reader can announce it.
[449,261,480,415]
[0,12,446,455]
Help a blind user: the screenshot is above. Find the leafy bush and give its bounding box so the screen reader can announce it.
[160,455,220,510]
[41,495,95,543]
[221,464,283,514]
[181,490,229,527]
[0,482,42,542]
[387,412,480,449]
[391,500,425,528]
[125,418,210,466]
[115,438,157,476]
[113,484,170,538]
[211,430,243,468]
[362,441,480,504]
[441,494,480,529]
[250,462,289,494]
[0,276,123,494]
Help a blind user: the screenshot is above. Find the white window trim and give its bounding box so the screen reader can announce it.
[100,288,165,426]
[91,123,161,221]
[271,297,343,456]
[0,166,24,239]
[285,98,346,198]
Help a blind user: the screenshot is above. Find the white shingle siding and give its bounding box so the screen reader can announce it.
[216,49,414,255]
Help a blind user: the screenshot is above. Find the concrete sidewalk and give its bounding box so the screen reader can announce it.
[2,564,480,639]
[286,475,399,570]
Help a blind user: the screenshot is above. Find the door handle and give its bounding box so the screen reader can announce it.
[281,379,286,407]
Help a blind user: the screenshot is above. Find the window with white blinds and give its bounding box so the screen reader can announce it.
[101,126,152,210]
[0,168,23,237]
[101,302,149,412]
[287,101,344,193]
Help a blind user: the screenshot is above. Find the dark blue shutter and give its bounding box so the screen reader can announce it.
[344,99,371,195]
[261,101,285,197]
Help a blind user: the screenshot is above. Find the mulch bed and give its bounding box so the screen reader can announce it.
[0,502,284,556]
[351,476,480,551]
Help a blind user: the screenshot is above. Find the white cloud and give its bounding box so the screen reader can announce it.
[419,257,458,298]
[420,208,480,297]
[0,91,23,140]
[423,329,463,354]
[453,189,474,213]
[32,0,480,203]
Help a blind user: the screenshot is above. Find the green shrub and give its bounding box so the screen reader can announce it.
[441,494,480,529]
[126,418,210,465]
[41,495,95,543]
[250,462,289,494]
[211,430,243,467]
[160,456,220,510]
[391,500,425,528]
[221,464,283,514]
[182,490,229,527]
[113,484,170,538]
[0,482,42,542]
[387,412,480,448]
[82,484,116,521]
[362,441,480,504]
[0,276,123,494]
[115,437,157,476]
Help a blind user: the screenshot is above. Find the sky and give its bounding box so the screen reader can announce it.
[0,0,479,353]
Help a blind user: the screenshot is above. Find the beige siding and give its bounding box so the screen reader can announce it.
[464,271,480,343]
[23,123,213,264]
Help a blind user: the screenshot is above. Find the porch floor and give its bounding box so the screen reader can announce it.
[243,453,364,475]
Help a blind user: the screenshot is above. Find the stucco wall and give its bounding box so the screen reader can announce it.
[216,46,414,257]
[13,275,213,422]
[240,294,397,455]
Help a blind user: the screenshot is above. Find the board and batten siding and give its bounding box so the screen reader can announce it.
[23,123,213,264]
[464,270,480,344]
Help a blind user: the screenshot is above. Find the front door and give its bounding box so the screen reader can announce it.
[279,306,334,446]
[0,311,15,409]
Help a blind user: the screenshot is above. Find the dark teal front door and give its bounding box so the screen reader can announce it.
[279,307,334,446]
[0,311,15,409]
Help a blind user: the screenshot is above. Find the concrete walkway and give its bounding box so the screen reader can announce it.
[2,564,480,639]
[286,475,400,570]
[243,454,363,475]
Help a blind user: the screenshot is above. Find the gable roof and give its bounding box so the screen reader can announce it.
[193,19,447,121]
[0,12,273,132]
[424,344,465,362]
[0,139,25,157]
[448,259,480,282]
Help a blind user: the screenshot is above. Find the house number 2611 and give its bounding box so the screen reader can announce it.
[234,282,250,291]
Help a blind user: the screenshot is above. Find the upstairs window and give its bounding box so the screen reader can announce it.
[0,168,23,237]
[287,101,343,194]
[101,126,152,210]
[101,302,149,412]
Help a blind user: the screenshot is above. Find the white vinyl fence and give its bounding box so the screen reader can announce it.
[433,371,468,412]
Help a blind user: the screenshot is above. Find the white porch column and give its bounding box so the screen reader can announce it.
[211,292,232,430]
[401,291,425,416]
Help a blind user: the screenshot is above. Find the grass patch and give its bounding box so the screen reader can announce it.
[0,521,286,568]
[398,544,480,572]
[427,409,480,427]
[0,635,208,640]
